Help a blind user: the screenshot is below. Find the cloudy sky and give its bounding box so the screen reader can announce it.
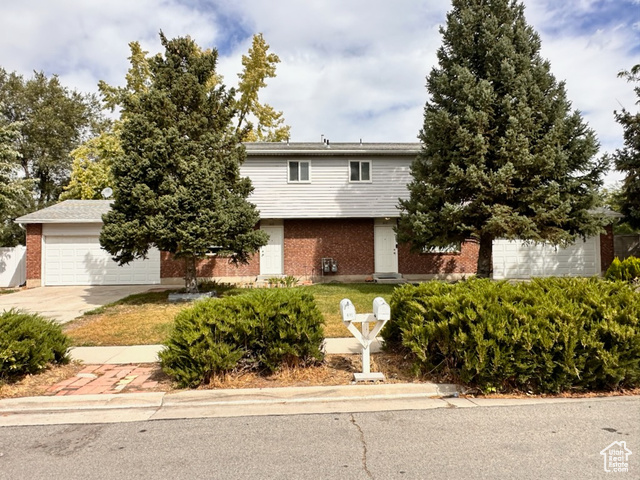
[1,0,638,184]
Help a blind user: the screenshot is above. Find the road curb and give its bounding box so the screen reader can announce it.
[1,384,637,427]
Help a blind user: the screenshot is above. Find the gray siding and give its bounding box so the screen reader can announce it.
[240,156,412,218]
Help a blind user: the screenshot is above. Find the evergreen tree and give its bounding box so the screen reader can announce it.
[398,0,606,277]
[613,65,640,230]
[100,33,268,292]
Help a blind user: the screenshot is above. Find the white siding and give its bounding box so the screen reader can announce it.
[492,237,601,279]
[241,156,412,218]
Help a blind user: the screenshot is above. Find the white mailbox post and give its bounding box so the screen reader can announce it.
[340,297,390,382]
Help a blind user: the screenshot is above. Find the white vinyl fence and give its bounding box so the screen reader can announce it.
[0,246,26,287]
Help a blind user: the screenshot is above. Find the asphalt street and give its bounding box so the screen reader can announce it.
[0,396,637,479]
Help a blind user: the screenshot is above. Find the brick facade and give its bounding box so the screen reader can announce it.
[25,223,42,287]
[160,218,476,280]
[160,251,259,280]
[600,224,615,273]
[283,219,375,277]
[398,240,480,275]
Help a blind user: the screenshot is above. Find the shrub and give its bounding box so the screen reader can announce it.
[383,278,640,393]
[160,288,325,387]
[0,309,70,381]
[606,257,640,283]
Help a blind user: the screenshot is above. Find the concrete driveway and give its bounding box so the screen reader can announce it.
[0,285,167,324]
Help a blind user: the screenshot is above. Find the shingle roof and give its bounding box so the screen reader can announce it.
[15,200,112,224]
[244,141,421,156]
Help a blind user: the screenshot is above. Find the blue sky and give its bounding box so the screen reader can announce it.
[0,0,638,185]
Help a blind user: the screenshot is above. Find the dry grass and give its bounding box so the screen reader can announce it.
[202,352,422,389]
[64,303,183,346]
[63,283,399,346]
[0,363,85,399]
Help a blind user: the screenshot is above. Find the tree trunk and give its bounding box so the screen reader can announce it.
[476,233,493,279]
[184,256,198,293]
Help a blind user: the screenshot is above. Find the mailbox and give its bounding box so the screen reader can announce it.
[372,297,390,321]
[340,298,356,323]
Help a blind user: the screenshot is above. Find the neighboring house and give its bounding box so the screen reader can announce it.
[16,142,614,287]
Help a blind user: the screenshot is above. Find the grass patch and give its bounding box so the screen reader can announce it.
[0,289,17,295]
[65,302,183,346]
[300,283,397,337]
[64,283,399,346]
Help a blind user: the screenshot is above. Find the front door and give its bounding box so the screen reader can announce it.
[374,224,398,273]
[260,225,284,275]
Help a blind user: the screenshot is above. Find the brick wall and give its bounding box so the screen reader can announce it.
[160,252,259,279]
[284,219,375,276]
[25,223,42,287]
[398,240,479,275]
[600,224,615,273]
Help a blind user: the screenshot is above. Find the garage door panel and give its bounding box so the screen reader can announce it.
[493,237,600,280]
[44,236,160,286]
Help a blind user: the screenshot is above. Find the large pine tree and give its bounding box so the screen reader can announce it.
[100,33,268,291]
[398,0,606,277]
[613,65,640,230]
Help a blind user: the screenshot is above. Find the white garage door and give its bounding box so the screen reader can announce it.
[44,236,160,286]
[493,236,600,279]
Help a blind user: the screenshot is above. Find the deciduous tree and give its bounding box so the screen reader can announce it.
[100,33,268,292]
[235,33,290,142]
[398,0,606,277]
[0,69,105,207]
[0,119,32,246]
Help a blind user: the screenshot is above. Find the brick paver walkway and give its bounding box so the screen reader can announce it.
[46,364,161,396]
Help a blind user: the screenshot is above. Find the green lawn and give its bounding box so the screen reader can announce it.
[64,283,399,346]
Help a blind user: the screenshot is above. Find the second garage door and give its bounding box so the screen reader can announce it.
[44,236,160,286]
[493,236,601,279]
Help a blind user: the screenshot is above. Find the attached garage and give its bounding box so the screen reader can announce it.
[492,236,601,279]
[17,201,161,287]
[43,231,160,286]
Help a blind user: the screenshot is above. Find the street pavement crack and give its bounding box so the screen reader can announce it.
[350,413,374,480]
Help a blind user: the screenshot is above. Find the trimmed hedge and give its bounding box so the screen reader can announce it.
[606,257,640,283]
[382,278,640,393]
[160,288,325,388]
[0,309,70,381]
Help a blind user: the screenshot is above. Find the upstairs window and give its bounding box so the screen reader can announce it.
[288,161,310,183]
[349,161,371,182]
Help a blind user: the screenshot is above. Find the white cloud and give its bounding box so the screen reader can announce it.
[0,0,637,185]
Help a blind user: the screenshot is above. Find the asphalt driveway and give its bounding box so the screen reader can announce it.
[0,285,167,324]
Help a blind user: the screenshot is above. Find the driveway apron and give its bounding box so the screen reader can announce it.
[0,285,165,323]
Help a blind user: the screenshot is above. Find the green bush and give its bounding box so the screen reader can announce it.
[383,278,640,393]
[160,288,325,387]
[606,257,640,283]
[0,309,70,381]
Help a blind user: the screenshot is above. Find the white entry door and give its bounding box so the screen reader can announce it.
[374,224,398,273]
[260,225,284,275]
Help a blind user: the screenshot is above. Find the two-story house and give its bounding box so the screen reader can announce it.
[17,142,613,287]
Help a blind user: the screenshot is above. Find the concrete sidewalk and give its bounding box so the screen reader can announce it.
[1,383,633,427]
[68,337,383,364]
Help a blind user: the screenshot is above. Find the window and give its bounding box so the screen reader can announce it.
[423,243,461,254]
[288,161,310,182]
[349,161,371,182]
